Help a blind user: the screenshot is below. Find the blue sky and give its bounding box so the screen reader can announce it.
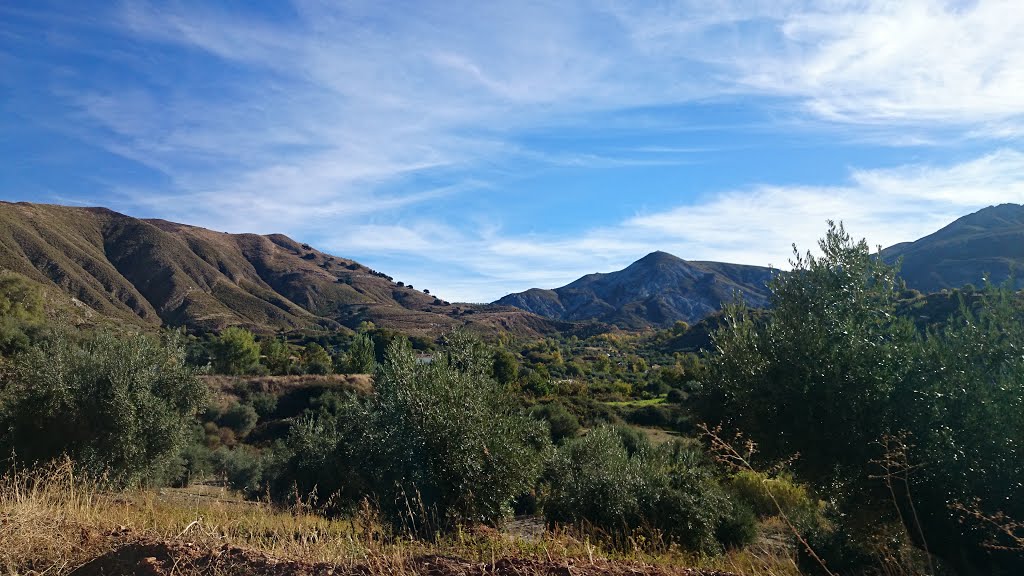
[3,1,1024,302]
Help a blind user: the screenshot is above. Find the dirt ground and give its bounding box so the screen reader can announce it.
[68,532,738,576]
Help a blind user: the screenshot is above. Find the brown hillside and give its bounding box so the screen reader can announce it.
[0,202,565,337]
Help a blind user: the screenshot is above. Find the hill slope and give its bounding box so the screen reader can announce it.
[0,202,563,336]
[495,251,775,328]
[882,203,1024,292]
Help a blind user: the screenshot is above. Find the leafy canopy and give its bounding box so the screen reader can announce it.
[0,330,207,485]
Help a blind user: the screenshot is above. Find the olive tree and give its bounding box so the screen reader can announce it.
[270,330,550,534]
[702,222,1024,574]
[0,330,207,485]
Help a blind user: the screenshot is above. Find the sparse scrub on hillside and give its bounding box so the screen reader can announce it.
[0,271,45,355]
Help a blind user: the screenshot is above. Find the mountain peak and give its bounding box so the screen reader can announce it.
[634,251,684,266]
[495,252,773,328]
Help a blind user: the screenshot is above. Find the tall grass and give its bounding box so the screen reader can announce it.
[0,459,802,575]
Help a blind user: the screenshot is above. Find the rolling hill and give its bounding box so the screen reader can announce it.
[882,203,1024,292]
[0,202,565,337]
[495,251,775,328]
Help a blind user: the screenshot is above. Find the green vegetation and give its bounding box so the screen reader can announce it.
[704,222,1024,574]
[268,331,550,534]
[2,211,1023,575]
[0,272,45,355]
[211,326,261,375]
[346,332,377,373]
[0,330,206,485]
[546,425,756,554]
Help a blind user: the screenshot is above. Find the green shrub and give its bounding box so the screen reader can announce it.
[0,272,45,355]
[530,402,580,444]
[249,392,278,418]
[703,223,1024,573]
[214,446,264,494]
[269,331,551,534]
[260,338,293,375]
[545,426,755,554]
[301,343,333,375]
[345,333,376,374]
[0,330,207,485]
[210,327,260,375]
[729,470,816,519]
[218,403,259,438]
[624,404,674,428]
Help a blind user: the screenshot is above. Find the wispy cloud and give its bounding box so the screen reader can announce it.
[5,1,1024,303]
[356,150,1024,302]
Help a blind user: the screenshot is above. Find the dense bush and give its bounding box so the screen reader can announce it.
[218,403,259,438]
[530,402,580,444]
[210,327,260,375]
[260,338,293,375]
[345,333,376,374]
[545,426,756,554]
[727,469,824,538]
[249,391,278,418]
[301,343,333,375]
[0,330,207,485]
[269,331,551,534]
[704,223,1024,574]
[0,272,45,355]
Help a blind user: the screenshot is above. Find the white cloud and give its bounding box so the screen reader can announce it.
[737,0,1024,125]
[353,150,1024,303]
[16,1,1024,302]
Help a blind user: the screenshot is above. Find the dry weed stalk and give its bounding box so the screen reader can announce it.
[700,423,836,576]
[950,499,1024,552]
[869,433,934,575]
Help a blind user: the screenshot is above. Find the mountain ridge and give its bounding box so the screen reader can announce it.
[495,251,776,328]
[0,202,567,337]
[882,203,1024,292]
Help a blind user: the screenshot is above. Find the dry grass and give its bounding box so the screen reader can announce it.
[0,460,803,576]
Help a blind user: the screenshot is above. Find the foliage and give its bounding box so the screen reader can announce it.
[214,445,264,494]
[529,402,580,444]
[346,333,376,374]
[260,338,293,375]
[0,272,45,355]
[270,330,551,535]
[702,222,915,483]
[218,403,259,438]
[0,330,207,485]
[727,470,825,540]
[545,426,756,554]
[898,286,1024,572]
[301,343,333,375]
[492,349,520,385]
[249,391,278,418]
[703,222,1024,573]
[210,327,260,375]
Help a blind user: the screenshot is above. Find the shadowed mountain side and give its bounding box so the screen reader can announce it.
[0,202,566,337]
[496,251,775,328]
[882,203,1024,292]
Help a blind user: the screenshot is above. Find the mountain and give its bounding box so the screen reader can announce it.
[495,251,775,328]
[0,202,565,337]
[882,203,1024,292]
